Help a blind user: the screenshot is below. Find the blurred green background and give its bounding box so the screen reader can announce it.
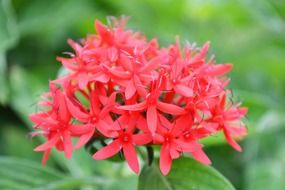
[0,0,284,189]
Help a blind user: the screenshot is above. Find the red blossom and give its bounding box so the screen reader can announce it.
[30,17,247,175]
[93,113,152,173]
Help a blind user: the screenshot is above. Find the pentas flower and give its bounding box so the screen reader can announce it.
[30,17,247,175]
[31,84,76,163]
[93,113,152,173]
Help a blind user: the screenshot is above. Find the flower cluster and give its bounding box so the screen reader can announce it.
[30,17,247,175]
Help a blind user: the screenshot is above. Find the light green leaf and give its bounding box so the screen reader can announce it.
[138,157,235,190]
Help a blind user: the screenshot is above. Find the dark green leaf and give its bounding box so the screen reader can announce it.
[138,157,235,190]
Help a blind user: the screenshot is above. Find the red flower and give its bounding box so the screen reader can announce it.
[210,93,247,151]
[30,17,247,175]
[30,84,75,163]
[118,75,185,135]
[65,87,118,149]
[92,113,152,173]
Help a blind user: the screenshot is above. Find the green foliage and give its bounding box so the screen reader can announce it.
[0,157,72,190]
[0,0,18,104]
[243,110,285,190]
[138,157,235,190]
[0,156,127,190]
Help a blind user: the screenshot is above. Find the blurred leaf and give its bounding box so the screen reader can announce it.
[0,156,66,190]
[9,66,45,123]
[244,125,285,190]
[243,108,285,190]
[106,175,137,190]
[204,145,246,190]
[245,160,285,190]
[255,110,285,133]
[0,124,42,161]
[0,0,19,104]
[240,0,285,35]
[138,157,235,190]
[200,131,228,147]
[0,156,108,190]
[0,53,8,104]
[0,0,18,50]
[17,0,98,42]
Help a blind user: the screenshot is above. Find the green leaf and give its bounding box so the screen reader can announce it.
[0,156,109,190]
[244,117,285,190]
[0,156,66,190]
[138,157,235,190]
[0,0,18,51]
[0,53,9,104]
[0,0,19,104]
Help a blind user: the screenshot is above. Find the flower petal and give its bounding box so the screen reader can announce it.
[75,129,95,149]
[204,64,233,76]
[63,131,73,159]
[191,149,211,165]
[95,20,113,43]
[91,72,109,83]
[123,143,139,174]
[187,42,209,66]
[157,101,185,115]
[29,113,58,128]
[125,79,136,100]
[93,139,121,160]
[171,116,192,136]
[136,116,149,132]
[67,39,82,54]
[174,84,193,97]
[224,129,242,152]
[108,68,131,79]
[57,92,71,123]
[147,105,157,134]
[57,57,77,71]
[117,101,147,111]
[66,98,89,121]
[42,149,51,165]
[90,90,101,115]
[133,133,152,145]
[69,124,94,136]
[133,75,147,98]
[170,148,180,159]
[158,114,172,130]
[108,47,118,62]
[139,55,167,73]
[160,144,172,176]
[97,120,118,138]
[34,134,60,152]
[118,53,133,72]
[78,73,89,90]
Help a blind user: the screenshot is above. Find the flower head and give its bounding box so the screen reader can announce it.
[30,17,247,175]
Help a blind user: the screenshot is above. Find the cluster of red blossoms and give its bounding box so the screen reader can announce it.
[30,17,247,175]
